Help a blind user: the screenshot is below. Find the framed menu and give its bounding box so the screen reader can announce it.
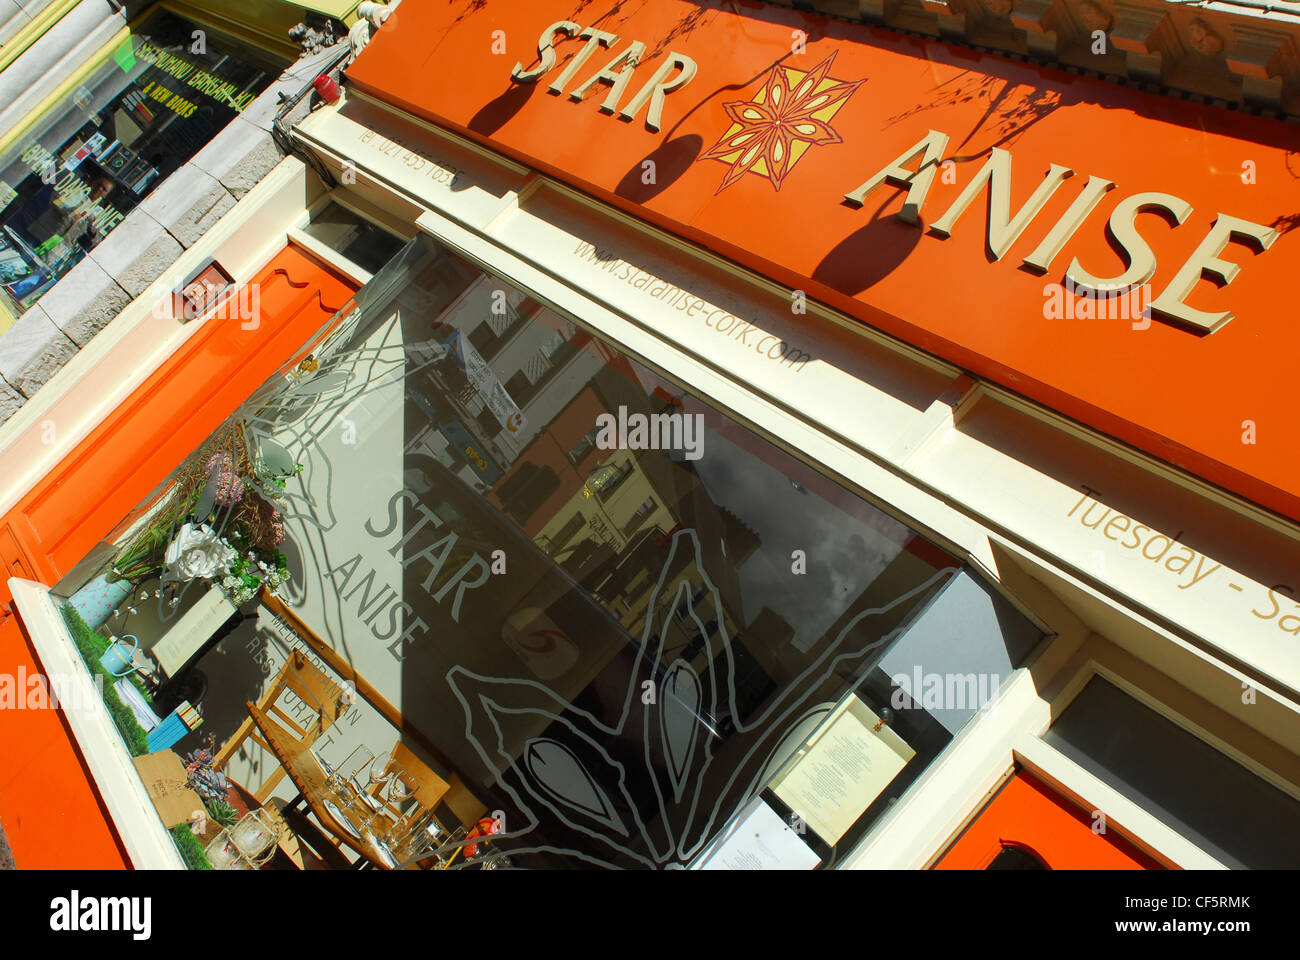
[769,695,915,845]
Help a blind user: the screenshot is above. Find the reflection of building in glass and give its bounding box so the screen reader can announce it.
[410,274,610,499]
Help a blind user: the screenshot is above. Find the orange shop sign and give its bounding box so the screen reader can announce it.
[348,0,1300,522]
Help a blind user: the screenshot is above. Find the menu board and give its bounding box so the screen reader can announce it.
[771,696,915,845]
[696,798,821,870]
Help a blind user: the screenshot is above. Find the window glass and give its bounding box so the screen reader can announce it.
[54,234,1041,869]
[1046,677,1300,868]
[0,9,283,316]
[300,202,406,274]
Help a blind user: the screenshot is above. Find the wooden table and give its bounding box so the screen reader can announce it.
[245,700,448,869]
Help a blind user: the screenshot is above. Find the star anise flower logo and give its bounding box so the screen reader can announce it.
[700,50,865,194]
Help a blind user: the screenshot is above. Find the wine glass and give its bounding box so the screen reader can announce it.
[383,764,417,811]
[393,813,446,868]
[340,745,375,793]
[435,824,471,869]
[368,758,414,837]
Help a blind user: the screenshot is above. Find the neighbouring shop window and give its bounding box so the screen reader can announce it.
[300,201,406,275]
[0,9,283,316]
[53,232,1041,870]
[1046,677,1300,868]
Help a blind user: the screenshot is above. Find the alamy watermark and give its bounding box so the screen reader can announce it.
[890,667,1002,712]
[0,667,106,712]
[595,406,705,461]
[1043,277,1153,328]
[50,891,151,940]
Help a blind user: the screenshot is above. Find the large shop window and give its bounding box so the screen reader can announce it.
[51,230,1042,870]
[0,8,283,317]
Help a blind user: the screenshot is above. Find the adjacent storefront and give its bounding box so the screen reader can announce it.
[0,5,284,321]
[3,0,1300,870]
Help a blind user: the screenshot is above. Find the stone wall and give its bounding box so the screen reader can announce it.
[0,43,341,428]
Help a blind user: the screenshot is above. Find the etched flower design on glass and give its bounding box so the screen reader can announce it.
[447,530,953,869]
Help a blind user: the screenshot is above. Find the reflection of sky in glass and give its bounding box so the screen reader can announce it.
[691,429,909,651]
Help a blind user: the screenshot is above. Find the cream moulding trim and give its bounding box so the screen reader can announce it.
[7,577,186,869]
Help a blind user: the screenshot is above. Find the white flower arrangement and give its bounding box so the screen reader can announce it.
[163,523,238,582]
[165,522,290,605]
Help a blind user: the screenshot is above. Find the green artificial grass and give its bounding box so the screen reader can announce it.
[170,825,212,871]
[63,603,214,869]
[61,603,151,757]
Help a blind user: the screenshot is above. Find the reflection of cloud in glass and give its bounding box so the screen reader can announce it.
[691,430,908,650]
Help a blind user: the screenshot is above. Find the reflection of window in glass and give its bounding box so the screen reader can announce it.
[467,321,495,355]
[301,202,404,273]
[497,462,560,525]
[503,371,535,409]
[567,427,599,466]
[468,295,532,357]
[544,510,587,557]
[0,9,284,317]
[473,403,499,439]
[588,459,633,501]
[523,332,581,400]
[622,496,657,535]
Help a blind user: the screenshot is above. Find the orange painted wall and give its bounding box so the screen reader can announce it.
[348,0,1300,523]
[934,770,1163,869]
[0,244,357,867]
[0,616,130,868]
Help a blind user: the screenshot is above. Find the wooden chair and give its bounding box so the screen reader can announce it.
[362,740,450,839]
[437,773,488,831]
[215,650,348,802]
